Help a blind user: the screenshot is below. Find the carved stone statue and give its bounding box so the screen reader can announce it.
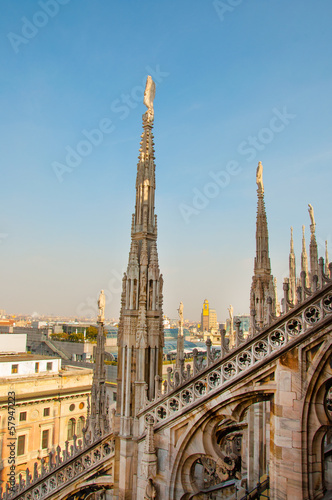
[143,76,156,122]
[178,301,184,323]
[308,204,315,229]
[144,76,156,112]
[98,290,105,322]
[256,161,264,193]
[140,272,147,297]
[228,304,233,320]
[144,477,157,499]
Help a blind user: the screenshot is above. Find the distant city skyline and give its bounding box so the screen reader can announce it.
[1,1,331,322]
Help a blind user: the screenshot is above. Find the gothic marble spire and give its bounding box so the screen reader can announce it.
[308,204,319,285]
[117,75,164,444]
[289,227,296,304]
[250,162,276,332]
[254,161,271,275]
[326,241,329,276]
[301,225,309,288]
[84,291,109,443]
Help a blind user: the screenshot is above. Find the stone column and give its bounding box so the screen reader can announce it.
[269,354,303,499]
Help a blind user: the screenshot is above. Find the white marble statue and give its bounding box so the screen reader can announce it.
[98,289,106,322]
[308,204,315,227]
[178,301,184,323]
[144,75,156,111]
[256,161,264,193]
[143,75,156,122]
[228,304,233,320]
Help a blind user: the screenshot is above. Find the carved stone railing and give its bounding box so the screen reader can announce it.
[2,434,115,500]
[155,263,332,398]
[138,282,332,426]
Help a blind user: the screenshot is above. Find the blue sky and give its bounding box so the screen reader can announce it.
[0,0,331,321]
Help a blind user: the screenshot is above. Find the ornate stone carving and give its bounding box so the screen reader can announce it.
[98,289,106,322]
[256,161,264,193]
[144,477,157,499]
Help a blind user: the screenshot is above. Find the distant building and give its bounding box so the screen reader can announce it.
[209,308,218,330]
[0,353,92,484]
[201,299,209,331]
[163,315,170,329]
[201,300,218,332]
[0,333,27,353]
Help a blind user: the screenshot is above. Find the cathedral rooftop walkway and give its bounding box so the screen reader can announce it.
[138,281,332,430]
[3,434,115,500]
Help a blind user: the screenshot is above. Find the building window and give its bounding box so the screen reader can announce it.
[19,412,27,422]
[46,362,52,371]
[41,429,49,449]
[17,435,25,456]
[77,416,85,438]
[69,403,75,412]
[43,408,50,417]
[113,393,117,402]
[79,402,84,410]
[35,362,39,373]
[67,418,76,440]
[11,364,18,374]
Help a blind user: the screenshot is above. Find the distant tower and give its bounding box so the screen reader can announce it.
[201,299,209,332]
[301,225,309,288]
[250,162,275,332]
[116,76,164,498]
[289,227,296,304]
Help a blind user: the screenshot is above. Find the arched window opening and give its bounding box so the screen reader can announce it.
[67,418,76,440]
[77,416,85,438]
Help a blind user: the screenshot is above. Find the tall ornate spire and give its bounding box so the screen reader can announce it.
[254,161,271,275]
[116,74,164,431]
[326,241,329,276]
[116,76,164,498]
[174,301,184,382]
[84,291,109,443]
[308,204,318,285]
[250,162,275,332]
[289,227,296,304]
[301,225,309,288]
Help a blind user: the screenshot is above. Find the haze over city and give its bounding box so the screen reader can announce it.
[1,1,331,321]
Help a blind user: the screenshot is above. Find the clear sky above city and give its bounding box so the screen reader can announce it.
[0,0,331,322]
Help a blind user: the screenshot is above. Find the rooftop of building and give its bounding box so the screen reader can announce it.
[0,353,58,362]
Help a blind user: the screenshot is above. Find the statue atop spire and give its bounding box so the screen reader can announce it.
[98,289,105,323]
[256,161,264,193]
[143,75,156,123]
[308,204,316,234]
